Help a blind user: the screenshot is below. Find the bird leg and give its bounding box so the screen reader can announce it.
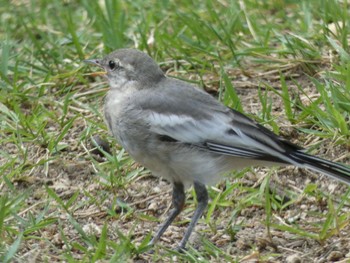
[177,181,208,251]
[149,182,185,246]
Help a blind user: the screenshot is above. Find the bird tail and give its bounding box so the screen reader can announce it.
[290,151,350,185]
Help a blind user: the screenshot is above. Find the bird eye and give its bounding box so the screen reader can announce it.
[108,60,117,70]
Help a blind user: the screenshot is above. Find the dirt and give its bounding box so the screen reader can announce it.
[2,59,350,262]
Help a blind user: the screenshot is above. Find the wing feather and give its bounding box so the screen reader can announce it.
[136,80,302,164]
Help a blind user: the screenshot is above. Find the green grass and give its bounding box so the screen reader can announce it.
[1,0,350,262]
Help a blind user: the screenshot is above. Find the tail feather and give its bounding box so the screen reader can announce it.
[291,151,350,185]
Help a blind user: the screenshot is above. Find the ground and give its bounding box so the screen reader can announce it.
[4,61,350,262]
[1,1,350,262]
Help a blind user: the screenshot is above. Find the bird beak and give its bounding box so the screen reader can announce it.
[83,59,103,68]
[83,59,107,76]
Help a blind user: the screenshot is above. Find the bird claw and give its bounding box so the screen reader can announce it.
[175,245,187,253]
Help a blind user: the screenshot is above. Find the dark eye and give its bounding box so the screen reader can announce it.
[108,60,117,70]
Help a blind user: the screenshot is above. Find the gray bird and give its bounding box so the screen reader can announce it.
[84,48,350,251]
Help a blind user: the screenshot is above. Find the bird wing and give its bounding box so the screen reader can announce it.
[136,83,302,165]
[132,80,350,185]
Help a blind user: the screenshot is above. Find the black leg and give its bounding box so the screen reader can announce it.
[177,181,208,251]
[149,182,185,246]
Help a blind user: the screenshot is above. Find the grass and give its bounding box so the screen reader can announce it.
[1,0,350,262]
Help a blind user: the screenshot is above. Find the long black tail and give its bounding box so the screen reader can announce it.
[290,151,350,185]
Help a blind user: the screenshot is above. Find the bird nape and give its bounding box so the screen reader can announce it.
[84,48,350,251]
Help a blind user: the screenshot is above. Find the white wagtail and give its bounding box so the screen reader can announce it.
[84,48,350,250]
